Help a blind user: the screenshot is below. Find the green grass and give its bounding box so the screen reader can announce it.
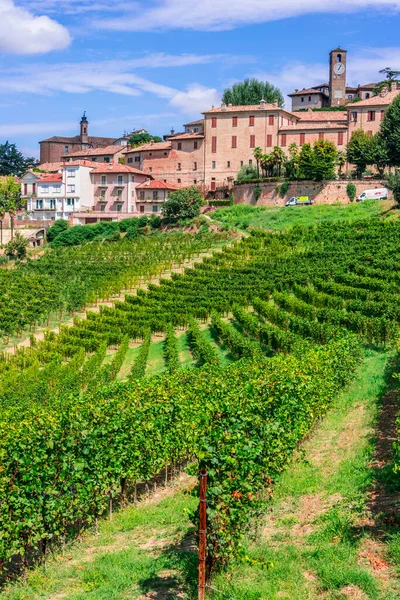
[176,331,195,370]
[201,325,233,367]
[117,345,142,381]
[211,200,393,232]
[145,338,166,377]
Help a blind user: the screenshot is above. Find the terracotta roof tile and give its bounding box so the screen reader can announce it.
[62,145,123,158]
[123,141,172,153]
[288,88,327,97]
[91,163,151,175]
[348,89,400,107]
[280,122,348,131]
[171,133,204,140]
[203,103,283,113]
[183,118,204,127]
[37,174,63,183]
[296,111,347,122]
[136,179,179,190]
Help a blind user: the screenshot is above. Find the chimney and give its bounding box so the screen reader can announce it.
[221,102,227,112]
[273,99,279,107]
[259,98,266,110]
[228,103,233,107]
[327,121,332,128]
[150,140,154,145]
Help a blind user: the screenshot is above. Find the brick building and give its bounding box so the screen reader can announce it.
[39,113,130,164]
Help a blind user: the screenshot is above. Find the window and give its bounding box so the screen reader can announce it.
[92,158,97,162]
[116,204,122,213]
[135,156,140,162]
[367,110,376,122]
[148,167,153,172]
[101,175,107,185]
[211,117,217,128]
[139,191,145,200]
[64,146,69,154]
[67,185,75,193]
[365,93,370,99]
[232,136,237,149]
[300,133,305,146]
[66,198,75,207]
[100,190,106,199]
[194,179,197,184]
[308,96,311,101]
[117,175,123,185]
[100,204,106,212]
[152,191,159,200]
[337,53,342,63]
[267,134,272,147]
[32,183,36,195]
[212,161,216,169]
[351,111,358,122]
[194,141,198,149]
[152,205,159,213]
[177,179,181,184]
[232,116,238,127]
[139,205,145,213]
[36,199,43,210]
[268,115,274,126]
[131,175,135,182]
[381,110,385,121]
[117,189,123,198]
[177,163,182,171]
[249,116,255,126]
[104,157,110,163]
[24,183,27,195]
[194,162,197,171]
[149,152,153,157]
[49,199,56,209]
[164,152,168,156]
[67,169,75,178]
[211,136,217,153]
[338,132,344,145]
[227,161,231,168]
[281,134,287,147]
[319,132,324,140]
[249,159,253,165]
[240,161,244,167]
[210,178,216,192]
[301,97,304,103]
[177,142,182,150]
[250,135,256,148]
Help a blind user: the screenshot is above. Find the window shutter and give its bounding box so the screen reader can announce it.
[300,133,305,145]
[266,134,272,147]
[338,132,344,145]
[178,142,182,150]
[250,135,256,148]
[232,136,237,148]
[249,116,255,126]
[212,136,217,153]
[319,132,324,140]
[232,116,238,127]
[381,110,385,121]
[212,117,217,128]
[268,115,274,126]
[24,183,27,195]
[280,134,287,147]
[211,181,216,191]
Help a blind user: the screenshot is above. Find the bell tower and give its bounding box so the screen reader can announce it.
[329,48,347,107]
[80,111,89,148]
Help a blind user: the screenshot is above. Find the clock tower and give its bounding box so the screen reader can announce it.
[329,48,347,107]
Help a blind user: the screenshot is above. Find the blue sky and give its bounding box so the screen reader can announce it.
[1,0,400,158]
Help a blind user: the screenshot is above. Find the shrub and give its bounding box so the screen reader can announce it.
[46,219,69,242]
[236,164,259,182]
[161,186,205,220]
[346,183,357,203]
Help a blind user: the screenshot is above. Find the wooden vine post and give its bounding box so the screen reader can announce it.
[198,468,208,600]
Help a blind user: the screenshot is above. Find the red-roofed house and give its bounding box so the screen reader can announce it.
[135,179,179,214]
[62,145,125,164]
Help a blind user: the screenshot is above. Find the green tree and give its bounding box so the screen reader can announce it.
[336,150,346,177]
[128,133,163,147]
[260,154,274,178]
[285,143,300,179]
[236,164,259,182]
[299,143,315,179]
[0,142,35,177]
[369,133,390,177]
[346,182,357,203]
[346,130,372,178]
[271,146,286,177]
[380,94,400,166]
[0,175,22,240]
[387,170,400,205]
[312,139,338,181]
[161,186,205,219]
[46,219,69,243]
[222,78,284,107]
[5,231,28,260]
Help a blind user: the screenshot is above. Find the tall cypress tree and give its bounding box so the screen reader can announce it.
[380,95,400,166]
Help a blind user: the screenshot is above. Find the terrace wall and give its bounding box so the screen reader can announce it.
[233,180,389,206]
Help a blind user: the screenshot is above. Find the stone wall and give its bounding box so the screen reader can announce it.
[234,179,389,206]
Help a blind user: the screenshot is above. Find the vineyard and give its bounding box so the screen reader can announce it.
[1,217,400,594]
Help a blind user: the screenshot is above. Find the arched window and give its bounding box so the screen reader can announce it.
[337,54,342,63]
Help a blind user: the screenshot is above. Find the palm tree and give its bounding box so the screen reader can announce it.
[253,147,263,178]
[261,154,274,178]
[336,151,346,178]
[271,147,286,177]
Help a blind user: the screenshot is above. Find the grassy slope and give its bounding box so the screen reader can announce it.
[211,200,393,232]
[3,349,399,599]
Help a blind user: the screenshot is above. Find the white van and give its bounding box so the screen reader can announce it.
[356,188,389,202]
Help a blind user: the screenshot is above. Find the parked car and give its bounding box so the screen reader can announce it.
[356,188,389,202]
[285,196,314,207]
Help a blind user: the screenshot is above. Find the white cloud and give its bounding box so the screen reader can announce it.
[96,0,400,31]
[170,84,221,115]
[0,0,71,54]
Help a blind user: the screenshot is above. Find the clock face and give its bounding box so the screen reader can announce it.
[334,63,345,75]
